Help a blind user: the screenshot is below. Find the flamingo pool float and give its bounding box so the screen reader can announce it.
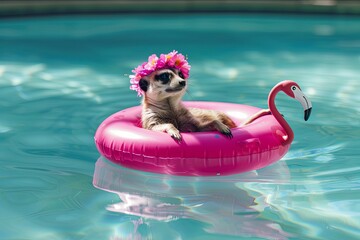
[95,80,312,176]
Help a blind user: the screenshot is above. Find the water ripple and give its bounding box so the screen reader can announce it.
[93,157,293,239]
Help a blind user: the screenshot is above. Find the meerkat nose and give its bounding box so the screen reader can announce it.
[179,81,186,87]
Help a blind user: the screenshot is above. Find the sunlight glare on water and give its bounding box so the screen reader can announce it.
[0,14,359,240]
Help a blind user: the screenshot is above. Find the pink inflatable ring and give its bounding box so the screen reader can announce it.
[95,81,312,176]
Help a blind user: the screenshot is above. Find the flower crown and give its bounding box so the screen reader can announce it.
[129,50,191,96]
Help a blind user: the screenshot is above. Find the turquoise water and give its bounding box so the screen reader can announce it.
[1,14,359,239]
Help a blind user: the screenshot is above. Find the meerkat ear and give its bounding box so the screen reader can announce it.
[139,79,149,92]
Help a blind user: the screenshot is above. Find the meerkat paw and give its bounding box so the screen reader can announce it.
[168,128,182,141]
[221,127,233,139]
[218,124,233,139]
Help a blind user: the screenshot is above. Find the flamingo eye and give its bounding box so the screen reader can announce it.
[292,86,297,91]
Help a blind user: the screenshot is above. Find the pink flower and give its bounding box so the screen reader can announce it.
[144,54,158,71]
[167,50,178,58]
[156,54,167,69]
[157,51,177,69]
[168,53,185,68]
[180,64,191,78]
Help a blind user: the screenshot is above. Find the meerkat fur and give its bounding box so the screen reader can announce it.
[138,68,236,140]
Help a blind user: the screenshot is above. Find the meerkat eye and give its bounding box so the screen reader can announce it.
[155,72,172,84]
[178,71,185,79]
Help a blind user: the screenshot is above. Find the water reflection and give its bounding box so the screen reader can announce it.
[93,157,292,239]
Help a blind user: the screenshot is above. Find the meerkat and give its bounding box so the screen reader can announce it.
[137,68,236,140]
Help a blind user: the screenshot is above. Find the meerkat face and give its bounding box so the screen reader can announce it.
[139,68,187,100]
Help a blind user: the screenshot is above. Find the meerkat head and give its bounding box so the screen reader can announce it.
[138,68,187,100]
[129,51,191,99]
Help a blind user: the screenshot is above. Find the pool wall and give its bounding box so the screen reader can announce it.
[1,0,360,17]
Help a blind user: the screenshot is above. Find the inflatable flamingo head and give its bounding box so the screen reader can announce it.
[278,80,312,121]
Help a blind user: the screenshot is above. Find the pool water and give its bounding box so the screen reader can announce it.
[1,14,359,240]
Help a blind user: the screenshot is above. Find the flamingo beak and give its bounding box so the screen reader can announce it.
[304,107,312,121]
[294,89,312,121]
[293,88,312,121]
